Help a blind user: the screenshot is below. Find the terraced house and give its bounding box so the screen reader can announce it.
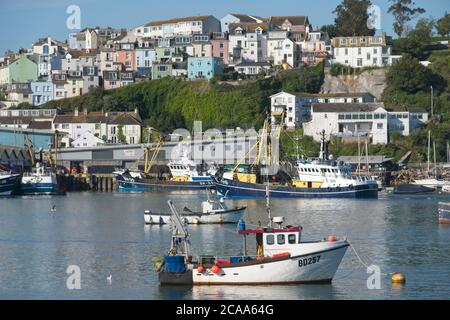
[332,33,401,68]
[133,15,220,38]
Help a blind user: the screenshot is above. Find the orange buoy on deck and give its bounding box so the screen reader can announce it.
[197,265,205,273]
[211,265,221,274]
[391,273,406,284]
[328,236,337,242]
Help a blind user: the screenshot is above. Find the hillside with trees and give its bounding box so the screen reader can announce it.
[39,63,324,133]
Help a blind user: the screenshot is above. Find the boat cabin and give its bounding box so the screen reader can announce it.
[238,225,302,257]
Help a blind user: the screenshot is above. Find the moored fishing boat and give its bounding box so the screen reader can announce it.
[154,200,349,285]
[214,130,378,199]
[20,162,59,195]
[0,171,21,196]
[114,155,215,191]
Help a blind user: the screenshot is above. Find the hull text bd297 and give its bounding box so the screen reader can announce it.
[214,178,378,198]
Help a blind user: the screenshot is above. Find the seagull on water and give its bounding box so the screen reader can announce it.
[107,274,112,284]
[51,205,56,212]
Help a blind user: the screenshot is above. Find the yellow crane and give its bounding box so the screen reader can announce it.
[144,137,164,174]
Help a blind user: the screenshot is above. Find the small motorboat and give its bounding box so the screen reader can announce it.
[393,184,435,194]
[442,185,450,193]
[144,198,246,224]
[153,200,349,285]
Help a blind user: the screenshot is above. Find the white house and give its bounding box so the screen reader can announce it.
[220,13,264,33]
[234,61,271,77]
[228,23,270,65]
[387,108,428,137]
[32,37,66,55]
[270,91,376,129]
[53,108,142,147]
[71,131,105,148]
[267,31,297,67]
[133,16,220,39]
[331,33,401,68]
[270,91,304,129]
[303,103,428,144]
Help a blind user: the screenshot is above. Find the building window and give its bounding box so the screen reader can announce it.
[377,123,383,129]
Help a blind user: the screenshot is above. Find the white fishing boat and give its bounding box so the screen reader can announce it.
[20,162,59,195]
[154,198,349,285]
[144,198,246,224]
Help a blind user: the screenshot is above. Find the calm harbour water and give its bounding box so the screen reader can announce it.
[0,190,450,300]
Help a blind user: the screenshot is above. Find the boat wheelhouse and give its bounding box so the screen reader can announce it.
[293,158,378,190]
[168,156,213,182]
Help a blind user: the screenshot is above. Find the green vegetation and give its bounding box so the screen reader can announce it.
[382,21,450,162]
[436,12,450,37]
[117,125,127,144]
[388,0,425,37]
[42,63,325,133]
[330,63,385,76]
[333,0,375,36]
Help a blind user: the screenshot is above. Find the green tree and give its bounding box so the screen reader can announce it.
[385,54,439,94]
[333,0,375,36]
[408,17,435,43]
[320,24,338,38]
[436,12,450,37]
[388,0,425,37]
[392,37,425,59]
[117,125,127,144]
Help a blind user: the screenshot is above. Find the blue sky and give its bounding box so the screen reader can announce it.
[0,0,448,54]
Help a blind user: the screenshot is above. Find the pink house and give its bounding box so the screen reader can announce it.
[115,41,137,71]
[211,33,230,65]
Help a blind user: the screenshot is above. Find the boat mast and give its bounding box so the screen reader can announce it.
[428,131,431,172]
[433,141,437,178]
[365,139,369,175]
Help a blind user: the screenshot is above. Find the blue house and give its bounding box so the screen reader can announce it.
[31,81,54,106]
[188,57,223,80]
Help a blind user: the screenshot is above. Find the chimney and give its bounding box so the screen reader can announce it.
[134,107,138,115]
[83,108,88,116]
[74,107,79,117]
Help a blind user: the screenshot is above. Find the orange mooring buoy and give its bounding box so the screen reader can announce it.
[211,265,221,274]
[328,235,337,242]
[391,273,406,284]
